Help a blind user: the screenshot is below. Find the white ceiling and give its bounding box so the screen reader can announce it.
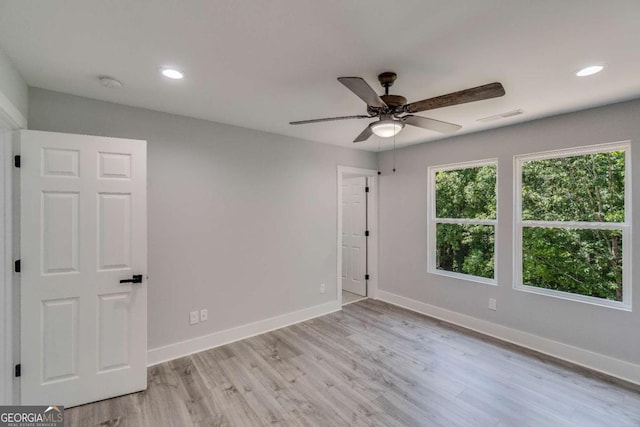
[1,0,639,151]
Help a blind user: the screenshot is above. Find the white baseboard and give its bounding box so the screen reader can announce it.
[147,300,341,366]
[376,290,640,386]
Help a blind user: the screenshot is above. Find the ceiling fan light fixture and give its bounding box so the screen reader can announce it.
[371,119,403,138]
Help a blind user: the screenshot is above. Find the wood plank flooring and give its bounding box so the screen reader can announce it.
[342,290,366,305]
[65,299,640,426]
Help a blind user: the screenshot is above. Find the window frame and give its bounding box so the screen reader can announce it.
[513,141,632,310]
[428,158,498,285]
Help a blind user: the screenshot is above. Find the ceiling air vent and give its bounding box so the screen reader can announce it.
[99,76,123,89]
[477,109,523,123]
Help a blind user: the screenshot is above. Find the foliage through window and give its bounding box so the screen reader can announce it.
[516,143,630,308]
[429,160,497,283]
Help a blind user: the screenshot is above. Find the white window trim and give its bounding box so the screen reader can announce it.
[428,158,498,285]
[513,141,632,311]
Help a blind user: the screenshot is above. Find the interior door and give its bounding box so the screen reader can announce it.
[20,130,147,407]
[342,176,367,296]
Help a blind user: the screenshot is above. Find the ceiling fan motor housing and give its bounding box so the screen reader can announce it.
[376,72,406,113]
[380,95,407,110]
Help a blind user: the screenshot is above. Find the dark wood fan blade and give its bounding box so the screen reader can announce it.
[353,124,373,143]
[404,82,505,113]
[402,115,461,134]
[289,115,371,125]
[338,77,387,108]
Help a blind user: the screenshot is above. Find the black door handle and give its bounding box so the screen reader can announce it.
[120,274,143,284]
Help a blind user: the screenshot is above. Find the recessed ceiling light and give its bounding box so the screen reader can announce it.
[161,68,184,80]
[576,65,604,77]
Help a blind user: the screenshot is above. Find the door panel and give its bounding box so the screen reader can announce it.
[42,191,79,274]
[341,244,348,280]
[97,292,130,372]
[42,148,79,177]
[342,177,367,296]
[20,130,147,407]
[99,152,131,179]
[42,298,78,383]
[98,193,131,270]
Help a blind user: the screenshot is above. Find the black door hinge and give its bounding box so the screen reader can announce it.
[365,230,370,237]
[14,260,20,273]
[365,274,370,281]
[15,364,21,377]
[14,155,21,168]
[365,186,370,193]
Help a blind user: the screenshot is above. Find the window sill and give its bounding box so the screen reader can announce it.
[428,268,497,286]
[514,283,631,311]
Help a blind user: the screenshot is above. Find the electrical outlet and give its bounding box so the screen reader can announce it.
[190,310,199,325]
[320,283,326,294]
[488,298,497,311]
[200,309,208,322]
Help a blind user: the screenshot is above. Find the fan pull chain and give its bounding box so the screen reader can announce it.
[393,132,396,172]
[376,136,381,175]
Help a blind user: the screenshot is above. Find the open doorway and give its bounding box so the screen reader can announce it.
[342,176,367,305]
[337,167,378,307]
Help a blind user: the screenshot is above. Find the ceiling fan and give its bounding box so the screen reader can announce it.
[290,72,505,143]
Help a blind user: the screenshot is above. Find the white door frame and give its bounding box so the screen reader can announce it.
[337,166,378,305]
[0,129,10,405]
[0,92,26,404]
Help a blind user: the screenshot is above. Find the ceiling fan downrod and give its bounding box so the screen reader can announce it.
[378,72,397,96]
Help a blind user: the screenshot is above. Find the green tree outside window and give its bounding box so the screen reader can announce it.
[520,150,626,302]
[432,163,497,280]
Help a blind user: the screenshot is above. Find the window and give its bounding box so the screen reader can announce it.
[428,159,497,284]
[515,142,631,309]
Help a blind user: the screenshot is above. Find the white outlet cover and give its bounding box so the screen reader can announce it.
[190,310,200,325]
[320,283,326,294]
[488,298,497,311]
[200,309,208,322]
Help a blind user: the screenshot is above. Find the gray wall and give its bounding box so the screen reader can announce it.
[28,85,640,367]
[378,99,640,365]
[0,49,27,121]
[28,88,377,350]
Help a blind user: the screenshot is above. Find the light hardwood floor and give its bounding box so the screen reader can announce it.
[66,300,640,426]
[342,290,366,305]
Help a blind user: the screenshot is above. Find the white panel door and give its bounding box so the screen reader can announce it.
[342,177,367,296]
[20,130,147,407]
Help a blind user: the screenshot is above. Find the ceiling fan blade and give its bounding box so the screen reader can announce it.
[338,77,387,108]
[353,124,373,143]
[289,114,371,125]
[404,82,505,113]
[402,115,461,134]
